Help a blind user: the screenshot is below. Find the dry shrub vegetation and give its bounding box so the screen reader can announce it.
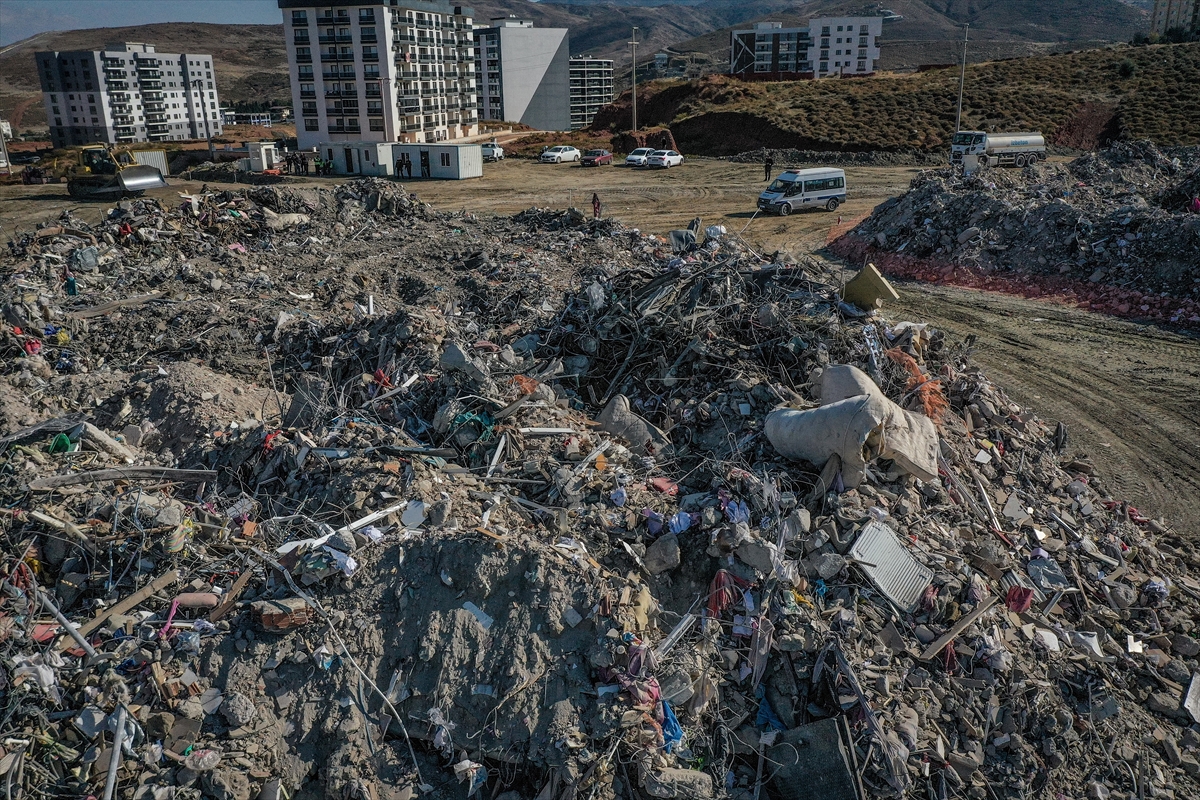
[590,42,1200,154]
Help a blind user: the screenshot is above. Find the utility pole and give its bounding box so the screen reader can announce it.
[629,27,639,132]
[955,23,969,133]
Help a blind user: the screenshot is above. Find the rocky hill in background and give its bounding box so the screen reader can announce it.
[591,42,1200,154]
[0,0,1151,134]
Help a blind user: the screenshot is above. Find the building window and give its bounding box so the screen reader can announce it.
[305,119,319,131]
[440,152,450,166]
[292,10,307,23]
[369,118,383,131]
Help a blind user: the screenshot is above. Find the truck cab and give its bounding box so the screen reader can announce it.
[950,131,988,163]
[758,167,845,216]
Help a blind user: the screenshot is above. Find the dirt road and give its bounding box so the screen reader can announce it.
[893,284,1200,537]
[3,159,1197,532]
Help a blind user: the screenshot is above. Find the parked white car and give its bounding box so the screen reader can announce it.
[481,142,504,162]
[646,150,684,168]
[625,147,654,167]
[540,146,581,163]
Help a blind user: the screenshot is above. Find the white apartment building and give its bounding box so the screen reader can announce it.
[280,0,478,149]
[730,17,882,79]
[474,19,570,131]
[569,57,614,130]
[36,42,222,148]
[1151,0,1200,34]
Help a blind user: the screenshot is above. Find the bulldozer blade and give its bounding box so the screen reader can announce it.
[117,164,168,193]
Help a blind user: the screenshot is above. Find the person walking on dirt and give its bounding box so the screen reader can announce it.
[764,153,774,181]
[592,193,601,220]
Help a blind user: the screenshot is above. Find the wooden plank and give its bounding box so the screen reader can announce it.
[208,569,255,623]
[30,467,216,491]
[69,292,163,320]
[61,569,179,649]
[918,596,1000,662]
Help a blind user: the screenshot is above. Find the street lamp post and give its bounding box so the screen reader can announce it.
[955,23,969,133]
[629,27,639,132]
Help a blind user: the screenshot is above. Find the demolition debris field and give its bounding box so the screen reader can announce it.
[3,159,1199,531]
[6,161,1200,800]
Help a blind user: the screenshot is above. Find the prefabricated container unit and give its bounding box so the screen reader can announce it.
[318,141,483,180]
[131,149,169,176]
[247,141,279,172]
[390,143,483,180]
[319,142,394,177]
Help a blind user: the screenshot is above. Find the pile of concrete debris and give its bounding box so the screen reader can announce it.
[3,179,1200,800]
[842,141,1200,301]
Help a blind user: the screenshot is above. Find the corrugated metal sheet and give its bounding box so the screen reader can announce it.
[132,149,169,177]
[849,520,932,613]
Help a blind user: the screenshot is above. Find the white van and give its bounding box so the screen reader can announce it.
[757,167,846,215]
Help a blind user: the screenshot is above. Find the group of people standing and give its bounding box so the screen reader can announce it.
[281,153,333,176]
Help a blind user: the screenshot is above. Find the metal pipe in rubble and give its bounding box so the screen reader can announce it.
[38,589,99,660]
[102,704,128,800]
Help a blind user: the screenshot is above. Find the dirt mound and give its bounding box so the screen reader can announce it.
[730,148,948,167]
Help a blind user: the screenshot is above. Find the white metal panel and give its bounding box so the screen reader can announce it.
[848,520,933,613]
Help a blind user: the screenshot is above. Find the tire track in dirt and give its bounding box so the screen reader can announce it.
[893,283,1200,537]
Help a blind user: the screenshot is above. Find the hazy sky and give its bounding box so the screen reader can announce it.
[0,0,283,46]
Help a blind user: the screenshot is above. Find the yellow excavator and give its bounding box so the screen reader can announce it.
[64,144,169,200]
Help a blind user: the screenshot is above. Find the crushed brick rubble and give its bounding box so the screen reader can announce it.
[838,141,1200,325]
[2,177,1200,800]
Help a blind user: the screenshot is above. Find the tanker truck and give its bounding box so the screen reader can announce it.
[950,131,1045,169]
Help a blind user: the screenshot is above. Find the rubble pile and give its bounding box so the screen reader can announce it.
[3,178,1200,800]
[842,141,1200,303]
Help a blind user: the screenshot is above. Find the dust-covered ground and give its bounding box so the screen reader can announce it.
[892,282,1200,535]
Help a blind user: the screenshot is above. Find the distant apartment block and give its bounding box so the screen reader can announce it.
[1151,0,1200,33]
[730,17,882,79]
[280,0,479,149]
[36,42,222,149]
[569,57,613,130]
[474,18,570,131]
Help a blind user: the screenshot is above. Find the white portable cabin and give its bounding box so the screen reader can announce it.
[318,141,483,180]
[319,142,393,176]
[247,142,279,172]
[390,143,482,180]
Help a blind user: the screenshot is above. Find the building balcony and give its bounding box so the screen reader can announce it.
[365,88,381,97]
[291,15,308,26]
[319,35,337,44]
[303,107,319,116]
[143,90,163,100]
[141,80,162,89]
[322,72,342,81]
[294,33,311,44]
[321,53,340,63]
[296,54,313,63]
[361,34,377,43]
[301,89,316,97]
[363,53,379,62]
[148,122,169,132]
[146,112,168,122]
[366,107,384,116]
[115,124,135,134]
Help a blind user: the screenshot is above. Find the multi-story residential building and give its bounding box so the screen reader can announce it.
[1151,0,1200,34]
[35,42,222,149]
[568,56,614,130]
[473,18,570,131]
[730,17,882,79]
[280,0,478,149]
